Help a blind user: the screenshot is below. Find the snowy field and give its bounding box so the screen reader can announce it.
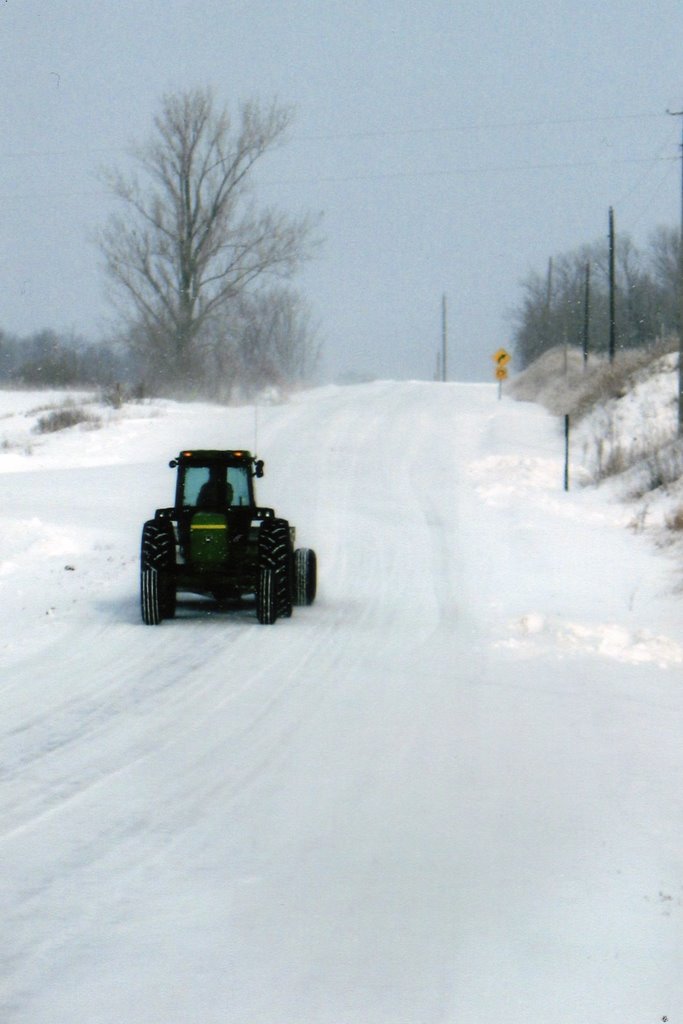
[1,381,682,1023]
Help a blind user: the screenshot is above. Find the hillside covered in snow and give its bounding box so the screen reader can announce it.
[511,343,683,551]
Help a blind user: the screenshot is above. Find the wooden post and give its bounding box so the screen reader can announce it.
[608,207,616,364]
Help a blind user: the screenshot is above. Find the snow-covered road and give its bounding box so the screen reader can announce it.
[1,382,682,1022]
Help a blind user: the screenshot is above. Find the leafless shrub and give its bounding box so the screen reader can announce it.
[26,402,59,417]
[628,505,650,533]
[33,402,101,434]
[1,438,34,455]
[624,441,683,498]
[579,396,680,488]
[666,507,683,531]
[568,359,642,420]
[597,441,631,480]
[100,383,124,409]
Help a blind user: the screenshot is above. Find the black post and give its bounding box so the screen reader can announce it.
[564,415,570,491]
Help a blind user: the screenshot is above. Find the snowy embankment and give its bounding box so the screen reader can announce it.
[511,344,683,537]
[1,383,681,1023]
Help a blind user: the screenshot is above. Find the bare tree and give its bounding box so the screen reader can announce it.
[238,288,320,393]
[648,225,680,337]
[98,88,314,392]
[201,288,320,400]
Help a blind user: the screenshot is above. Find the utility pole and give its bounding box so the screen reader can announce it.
[546,257,553,349]
[608,207,616,364]
[582,261,591,369]
[667,109,683,435]
[441,293,448,382]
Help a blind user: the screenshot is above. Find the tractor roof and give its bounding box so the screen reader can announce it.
[175,449,254,462]
[169,450,260,471]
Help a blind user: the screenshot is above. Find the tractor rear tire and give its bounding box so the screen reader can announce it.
[140,520,176,623]
[294,548,317,606]
[256,567,277,624]
[258,518,292,621]
[141,568,162,625]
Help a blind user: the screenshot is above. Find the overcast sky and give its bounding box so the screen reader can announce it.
[2,1,683,382]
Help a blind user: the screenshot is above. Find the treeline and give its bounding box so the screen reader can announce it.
[0,328,133,389]
[0,288,319,398]
[512,225,680,369]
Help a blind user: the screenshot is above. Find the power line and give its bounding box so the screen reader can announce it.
[614,127,675,203]
[0,146,123,161]
[294,111,666,143]
[0,111,667,161]
[0,155,674,202]
[620,159,679,233]
[0,188,107,201]
[261,155,675,189]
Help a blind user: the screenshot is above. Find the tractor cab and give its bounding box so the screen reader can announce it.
[170,450,264,512]
[167,450,267,567]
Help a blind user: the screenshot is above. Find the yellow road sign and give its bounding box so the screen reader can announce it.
[493,347,511,366]
[495,366,508,381]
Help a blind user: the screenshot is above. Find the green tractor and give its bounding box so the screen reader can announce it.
[139,450,317,625]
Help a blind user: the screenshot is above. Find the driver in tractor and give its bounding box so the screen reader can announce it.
[197,469,234,509]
